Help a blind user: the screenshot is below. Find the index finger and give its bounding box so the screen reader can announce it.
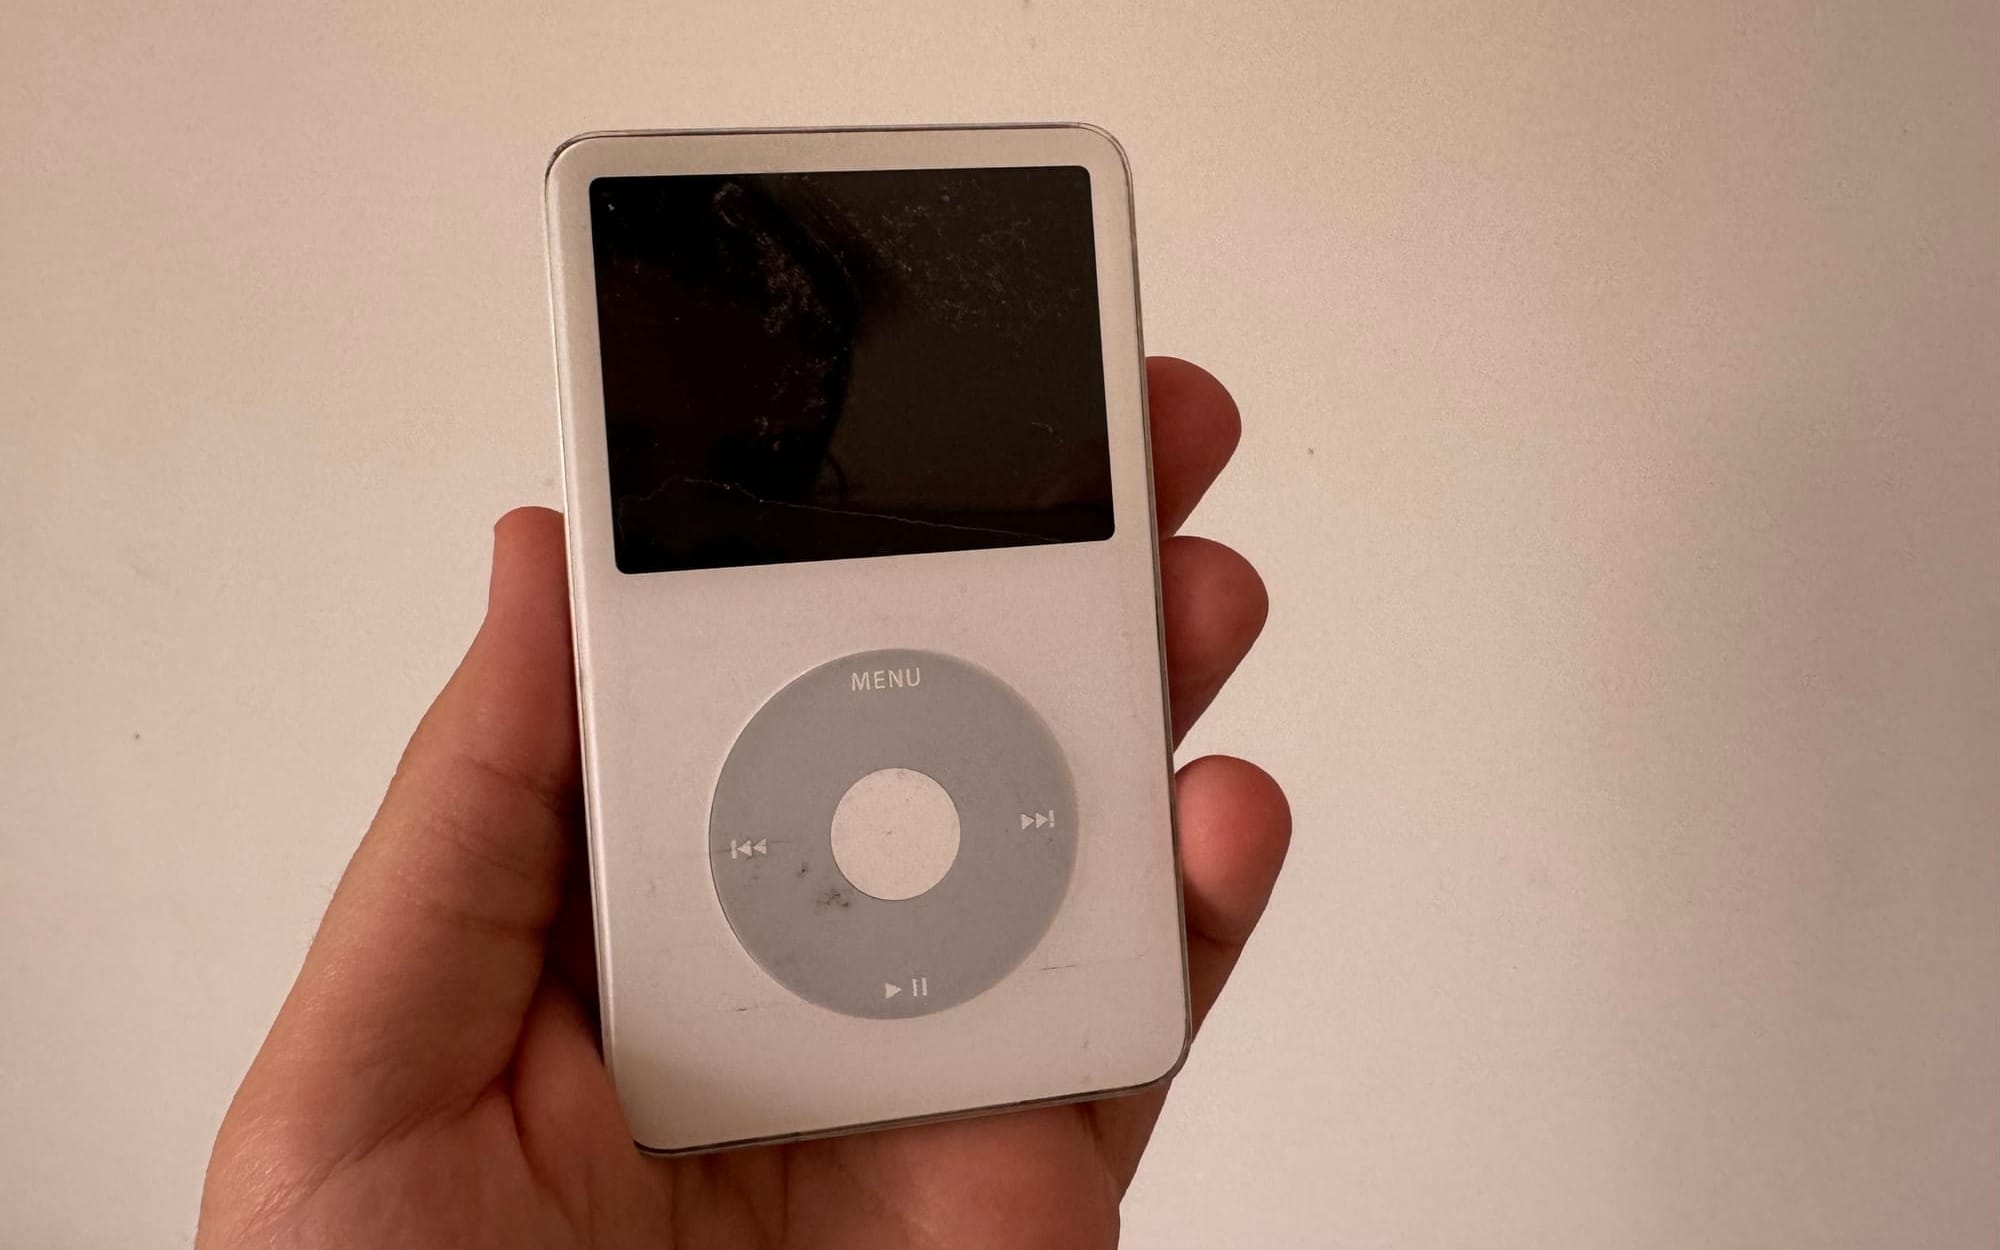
[1146,357,1243,535]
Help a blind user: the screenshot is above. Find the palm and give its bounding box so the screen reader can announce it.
[200,360,1287,1250]
[259,989,1125,1248]
[550,1039,1128,1249]
[680,1105,1120,1248]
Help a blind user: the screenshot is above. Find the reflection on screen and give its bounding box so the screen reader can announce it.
[588,166,1113,574]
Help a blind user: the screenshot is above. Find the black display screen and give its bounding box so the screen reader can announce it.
[588,166,1114,574]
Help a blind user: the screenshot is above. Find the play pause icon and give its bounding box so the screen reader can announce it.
[884,977,929,1000]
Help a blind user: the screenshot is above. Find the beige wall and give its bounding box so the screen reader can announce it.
[2,2,1994,1246]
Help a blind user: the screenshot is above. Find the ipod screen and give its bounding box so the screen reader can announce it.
[588,166,1114,574]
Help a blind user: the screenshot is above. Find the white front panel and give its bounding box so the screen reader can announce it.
[546,126,1186,1151]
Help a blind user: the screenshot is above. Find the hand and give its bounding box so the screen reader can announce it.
[197,358,1290,1249]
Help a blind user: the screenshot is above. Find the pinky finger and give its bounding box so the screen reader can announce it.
[1087,754,1291,1185]
[1177,754,1293,1026]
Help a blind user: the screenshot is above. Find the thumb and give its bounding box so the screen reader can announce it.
[234,507,582,1142]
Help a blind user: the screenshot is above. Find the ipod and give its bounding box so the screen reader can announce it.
[544,125,1188,1153]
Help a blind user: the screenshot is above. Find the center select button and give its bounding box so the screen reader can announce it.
[709,649,1077,1020]
[831,767,961,901]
